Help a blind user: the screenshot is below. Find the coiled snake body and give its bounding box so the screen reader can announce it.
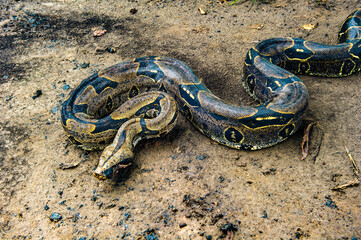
[61,9,361,179]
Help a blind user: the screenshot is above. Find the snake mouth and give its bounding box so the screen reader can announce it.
[94,166,115,180]
[94,160,133,180]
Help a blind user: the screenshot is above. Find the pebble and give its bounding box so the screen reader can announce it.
[5,95,13,101]
[170,205,178,212]
[123,212,131,220]
[50,106,59,114]
[80,62,89,68]
[220,223,238,232]
[129,8,138,14]
[324,199,338,209]
[145,234,158,240]
[32,90,42,99]
[179,223,187,228]
[49,212,62,222]
[196,154,209,160]
[218,176,225,183]
[106,47,116,53]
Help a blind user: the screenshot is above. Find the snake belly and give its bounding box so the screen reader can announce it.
[61,9,361,179]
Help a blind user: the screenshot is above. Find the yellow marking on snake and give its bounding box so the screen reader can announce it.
[183,87,195,100]
[256,116,280,121]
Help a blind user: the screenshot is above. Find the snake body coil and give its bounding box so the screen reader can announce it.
[61,9,361,179]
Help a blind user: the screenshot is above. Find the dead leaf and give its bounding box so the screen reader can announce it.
[192,26,209,34]
[251,24,264,30]
[302,23,318,30]
[198,8,207,15]
[93,29,107,37]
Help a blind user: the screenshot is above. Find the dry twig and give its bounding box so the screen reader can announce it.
[301,121,323,161]
[332,143,360,191]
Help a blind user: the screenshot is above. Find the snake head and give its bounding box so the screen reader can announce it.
[94,161,132,180]
[93,142,134,180]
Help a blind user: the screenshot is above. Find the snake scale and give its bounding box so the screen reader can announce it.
[61,9,361,179]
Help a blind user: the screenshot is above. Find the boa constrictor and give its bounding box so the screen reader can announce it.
[61,9,361,179]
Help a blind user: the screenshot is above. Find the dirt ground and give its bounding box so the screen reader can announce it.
[0,0,360,239]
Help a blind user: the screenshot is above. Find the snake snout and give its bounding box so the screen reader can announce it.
[94,154,133,180]
[94,164,114,180]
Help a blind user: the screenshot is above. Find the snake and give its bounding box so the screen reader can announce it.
[61,9,361,180]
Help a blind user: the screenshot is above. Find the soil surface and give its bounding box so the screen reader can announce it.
[0,0,360,239]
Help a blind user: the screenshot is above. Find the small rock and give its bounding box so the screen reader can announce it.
[324,198,338,209]
[179,223,187,228]
[218,176,225,183]
[106,47,116,53]
[142,228,158,240]
[130,8,138,14]
[196,154,208,160]
[220,223,238,232]
[105,204,116,209]
[123,212,131,220]
[50,106,59,114]
[62,84,70,90]
[80,62,89,68]
[5,95,13,101]
[49,212,62,222]
[32,90,42,99]
[170,205,178,212]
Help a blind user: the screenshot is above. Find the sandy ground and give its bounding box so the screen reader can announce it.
[0,0,360,239]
